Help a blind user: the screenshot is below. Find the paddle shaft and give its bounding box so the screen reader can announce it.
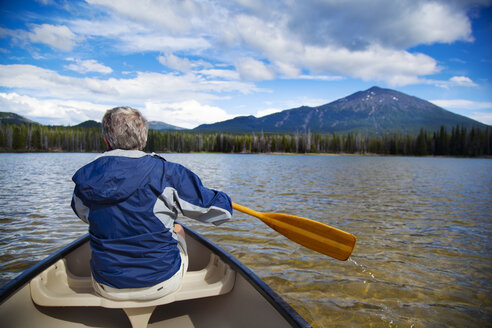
[232,203,356,260]
[232,203,269,220]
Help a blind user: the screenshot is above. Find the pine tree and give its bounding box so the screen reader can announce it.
[12,125,26,150]
[415,128,427,156]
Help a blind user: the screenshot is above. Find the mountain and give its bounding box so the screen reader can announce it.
[194,86,488,135]
[75,120,101,128]
[0,112,39,125]
[148,121,186,131]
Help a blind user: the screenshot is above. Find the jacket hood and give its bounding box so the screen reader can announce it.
[73,151,156,204]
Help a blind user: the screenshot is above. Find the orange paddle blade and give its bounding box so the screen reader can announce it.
[232,203,356,261]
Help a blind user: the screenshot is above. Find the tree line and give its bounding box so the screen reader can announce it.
[0,123,491,157]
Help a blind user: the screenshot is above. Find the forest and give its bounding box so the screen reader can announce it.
[0,122,491,157]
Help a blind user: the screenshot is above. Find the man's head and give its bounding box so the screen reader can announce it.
[102,107,148,150]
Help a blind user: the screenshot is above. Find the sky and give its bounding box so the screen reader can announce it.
[0,0,491,128]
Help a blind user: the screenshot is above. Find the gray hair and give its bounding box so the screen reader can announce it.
[102,107,148,150]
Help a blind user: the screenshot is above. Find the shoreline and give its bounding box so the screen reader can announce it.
[1,149,491,159]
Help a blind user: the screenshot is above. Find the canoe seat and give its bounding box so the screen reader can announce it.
[30,253,235,328]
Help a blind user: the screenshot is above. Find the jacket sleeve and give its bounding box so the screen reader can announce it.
[71,190,90,224]
[164,163,233,225]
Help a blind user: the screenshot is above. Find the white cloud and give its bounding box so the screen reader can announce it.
[425,75,479,88]
[284,0,474,49]
[468,112,492,125]
[302,44,439,86]
[0,91,237,129]
[234,15,301,73]
[430,99,492,125]
[81,0,476,53]
[0,64,117,100]
[0,64,257,102]
[235,57,275,81]
[198,69,239,80]
[143,100,234,128]
[0,92,108,125]
[227,9,441,84]
[118,34,210,53]
[0,90,236,128]
[158,54,191,72]
[28,24,77,51]
[70,14,209,53]
[86,0,202,34]
[0,27,17,40]
[409,2,473,44]
[256,108,282,117]
[0,64,260,126]
[448,76,477,87]
[60,0,485,85]
[298,75,344,81]
[430,99,492,110]
[35,0,56,5]
[70,16,147,38]
[65,58,113,74]
[1,24,78,52]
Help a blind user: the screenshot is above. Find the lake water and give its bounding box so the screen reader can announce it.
[0,153,491,327]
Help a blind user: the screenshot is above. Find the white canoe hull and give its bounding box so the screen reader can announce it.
[0,225,310,327]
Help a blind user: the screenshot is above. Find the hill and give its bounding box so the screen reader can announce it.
[0,112,38,125]
[194,87,488,135]
[148,121,186,131]
[74,120,101,128]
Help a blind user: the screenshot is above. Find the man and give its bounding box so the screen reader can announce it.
[71,106,232,300]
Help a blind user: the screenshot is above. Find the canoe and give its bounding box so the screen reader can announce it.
[0,225,311,328]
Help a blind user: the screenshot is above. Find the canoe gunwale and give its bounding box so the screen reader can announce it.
[0,225,311,328]
[183,225,311,328]
[0,233,89,305]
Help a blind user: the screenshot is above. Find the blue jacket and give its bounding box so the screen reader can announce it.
[71,150,232,289]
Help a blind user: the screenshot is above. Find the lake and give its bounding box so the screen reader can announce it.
[0,153,491,327]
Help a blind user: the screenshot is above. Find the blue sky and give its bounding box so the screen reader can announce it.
[0,0,491,128]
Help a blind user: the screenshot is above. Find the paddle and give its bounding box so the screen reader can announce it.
[232,203,356,261]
